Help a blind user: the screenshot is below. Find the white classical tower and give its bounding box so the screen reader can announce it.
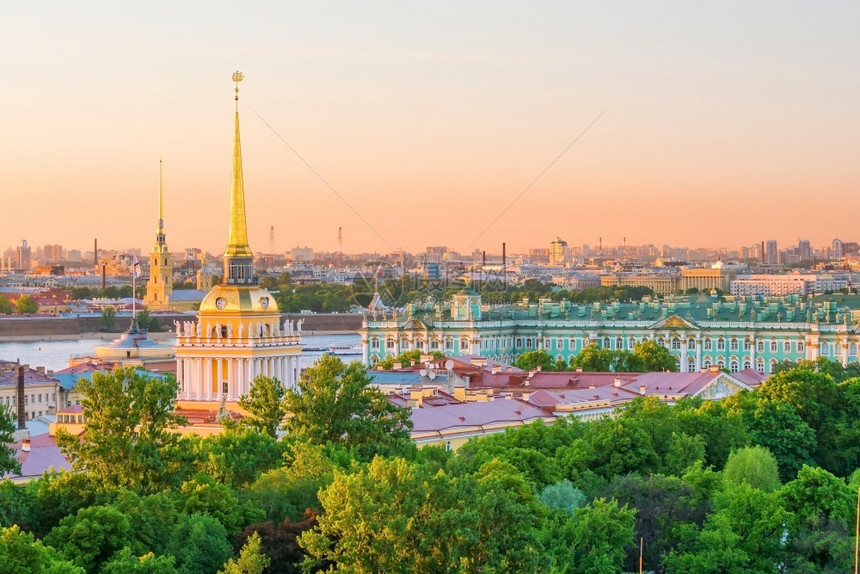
[174,72,302,404]
[143,160,174,310]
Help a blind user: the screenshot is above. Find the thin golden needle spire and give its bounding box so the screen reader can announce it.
[225,70,252,257]
[158,159,164,230]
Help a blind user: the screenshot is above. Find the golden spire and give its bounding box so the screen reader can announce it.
[158,159,164,231]
[225,70,252,257]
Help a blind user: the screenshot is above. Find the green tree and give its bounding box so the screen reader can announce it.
[663,512,753,574]
[43,505,133,572]
[235,375,288,438]
[56,368,187,493]
[15,296,38,315]
[539,479,586,513]
[250,443,335,523]
[746,399,816,482]
[284,355,413,459]
[100,306,117,330]
[632,339,678,372]
[102,548,178,574]
[0,524,84,574]
[723,446,781,492]
[568,498,636,574]
[193,431,283,489]
[0,295,12,314]
[570,343,612,371]
[515,350,556,371]
[219,532,269,574]
[165,513,233,574]
[0,406,21,477]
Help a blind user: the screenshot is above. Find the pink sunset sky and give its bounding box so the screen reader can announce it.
[2,1,858,256]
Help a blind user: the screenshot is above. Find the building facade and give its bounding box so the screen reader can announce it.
[174,72,302,405]
[359,292,860,374]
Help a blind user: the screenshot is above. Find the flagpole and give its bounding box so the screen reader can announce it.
[132,259,136,321]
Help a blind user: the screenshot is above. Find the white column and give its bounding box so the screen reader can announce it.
[680,340,688,373]
[695,338,702,371]
[227,358,234,399]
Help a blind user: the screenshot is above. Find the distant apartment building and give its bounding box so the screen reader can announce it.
[601,268,732,296]
[548,237,569,266]
[765,240,778,265]
[290,246,314,263]
[16,241,32,272]
[730,274,847,297]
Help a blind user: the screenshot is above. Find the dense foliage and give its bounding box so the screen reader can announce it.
[2,359,859,572]
[516,339,679,373]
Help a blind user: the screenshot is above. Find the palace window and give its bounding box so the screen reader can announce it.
[688,339,696,350]
[743,360,751,370]
[730,360,739,373]
[770,340,778,353]
[386,340,395,349]
[821,342,830,355]
[704,339,712,351]
[631,337,637,349]
[557,337,564,350]
[516,338,522,348]
[703,358,712,368]
[603,337,611,348]
[672,338,681,350]
[797,341,805,353]
[616,337,624,349]
[461,338,469,349]
[756,358,765,372]
[730,339,738,352]
[430,340,439,350]
[717,338,726,351]
[570,338,577,351]
[371,338,379,349]
[743,339,751,351]
[756,340,764,353]
[526,338,533,349]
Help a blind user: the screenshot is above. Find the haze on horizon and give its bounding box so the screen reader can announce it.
[2,1,858,257]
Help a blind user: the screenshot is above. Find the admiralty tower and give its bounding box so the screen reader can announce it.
[174,71,302,405]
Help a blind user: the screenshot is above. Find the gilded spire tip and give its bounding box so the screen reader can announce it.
[232,70,244,101]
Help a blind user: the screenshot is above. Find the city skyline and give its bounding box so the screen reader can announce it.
[3,2,858,255]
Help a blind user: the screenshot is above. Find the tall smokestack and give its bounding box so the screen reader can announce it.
[102,265,106,290]
[94,238,98,268]
[502,242,506,289]
[17,365,26,430]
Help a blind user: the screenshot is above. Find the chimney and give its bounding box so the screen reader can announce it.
[614,377,622,387]
[36,366,45,375]
[639,384,646,395]
[575,367,583,373]
[21,438,31,453]
[588,383,595,389]
[17,365,26,430]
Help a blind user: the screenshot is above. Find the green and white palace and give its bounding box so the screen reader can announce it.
[359,291,860,374]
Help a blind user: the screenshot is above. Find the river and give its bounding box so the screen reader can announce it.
[0,333,362,372]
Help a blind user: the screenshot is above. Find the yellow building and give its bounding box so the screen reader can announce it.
[173,72,302,409]
[143,161,174,310]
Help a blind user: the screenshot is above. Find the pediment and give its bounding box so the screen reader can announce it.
[649,314,700,330]
[403,319,429,331]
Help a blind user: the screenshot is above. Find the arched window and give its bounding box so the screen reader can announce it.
[630,337,637,349]
[687,339,696,350]
[557,337,564,350]
[730,338,739,351]
[603,336,611,348]
[783,341,791,353]
[756,357,765,372]
[730,360,739,373]
[717,338,726,351]
[756,340,764,353]
[616,337,623,349]
[516,338,522,348]
[569,338,577,350]
[704,338,712,351]
[770,340,778,353]
[743,360,751,370]
[672,338,681,350]
[797,341,805,353]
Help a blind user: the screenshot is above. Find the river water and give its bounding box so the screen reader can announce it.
[0,333,362,372]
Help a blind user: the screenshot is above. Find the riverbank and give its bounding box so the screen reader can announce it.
[0,313,363,341]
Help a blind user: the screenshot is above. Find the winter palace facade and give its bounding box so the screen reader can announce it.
[359,291,860,374]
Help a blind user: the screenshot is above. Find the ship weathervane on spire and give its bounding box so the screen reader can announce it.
[232,70,244,102]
